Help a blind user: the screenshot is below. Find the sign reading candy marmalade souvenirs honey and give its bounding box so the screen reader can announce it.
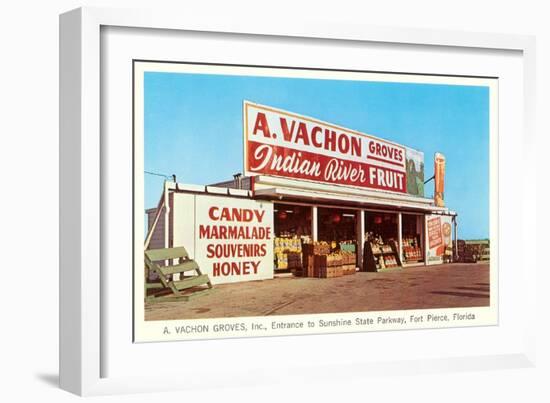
[243,101,424,195]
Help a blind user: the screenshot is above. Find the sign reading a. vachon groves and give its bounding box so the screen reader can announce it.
[193,195,274,284]
[244,101,424,195]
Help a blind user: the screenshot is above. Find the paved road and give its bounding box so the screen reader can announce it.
[145,263,490,321]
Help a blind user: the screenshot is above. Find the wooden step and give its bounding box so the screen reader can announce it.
[145,282,165,289]
[145,246,189,261]
[160,260,199,276]
[173,275,210,291]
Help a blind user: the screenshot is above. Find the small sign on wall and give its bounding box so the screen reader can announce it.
[426,214,453,265]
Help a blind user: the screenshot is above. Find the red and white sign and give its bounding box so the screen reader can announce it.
[173,193,274,284]
[244,101,407,193]
[427,216,443,249]
[426,214,453,265]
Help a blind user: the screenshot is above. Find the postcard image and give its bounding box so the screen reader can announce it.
[133,61,497,342]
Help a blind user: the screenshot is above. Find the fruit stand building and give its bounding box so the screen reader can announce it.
[145,102,457,284]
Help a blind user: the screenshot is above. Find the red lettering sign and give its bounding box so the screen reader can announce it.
[244,102,409,193]
[247,141,406,193]
[427,217,443,249]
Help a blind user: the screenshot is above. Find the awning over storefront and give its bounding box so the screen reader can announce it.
[252,175,455,215]
[164,177,456,216]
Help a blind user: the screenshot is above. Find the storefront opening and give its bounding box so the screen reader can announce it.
[273,203,312,238]
[318,207,357,243]
[402,213,424,264]
[364,211,401,271]
[273,203,312,271]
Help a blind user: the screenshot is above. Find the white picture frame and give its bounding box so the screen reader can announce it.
[59,6,536,396]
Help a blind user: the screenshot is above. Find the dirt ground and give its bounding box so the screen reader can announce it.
[145,262,490,321]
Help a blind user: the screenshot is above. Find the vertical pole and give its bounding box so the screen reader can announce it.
[163,181,169,248]
[357,210,365,270]
[418,214,424,263]
[453,215,458,262]
[423,214,429,265]
[163,181,170,267]
[397,212,403,265]
[312,205,318,242]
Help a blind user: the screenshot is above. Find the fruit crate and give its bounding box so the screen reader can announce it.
[342,264,356,275]
[317,266,344,278]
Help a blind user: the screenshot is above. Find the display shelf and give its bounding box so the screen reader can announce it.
[363,240,402,272]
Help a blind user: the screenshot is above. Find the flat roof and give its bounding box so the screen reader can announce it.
[161,179,455,216]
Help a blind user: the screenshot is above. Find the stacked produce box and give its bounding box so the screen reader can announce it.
[299,240,357,278]
[339,241,357,275]
[301,241,330,277]
[314,253,343,278]
[456,240,489,263]
[274,237,302,270]
[403,246,422,261]
[339,240,356,253]
[480,244,490,261]
[402,236,423,262]
[457,240,466,261]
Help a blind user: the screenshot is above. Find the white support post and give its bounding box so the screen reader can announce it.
[164,181,170,248]
[312,206,318,242]
[357,210,365,270]
[418,214,425,264]
[163,181,171,267]
[397,212,403,265]
[423,214,429,265]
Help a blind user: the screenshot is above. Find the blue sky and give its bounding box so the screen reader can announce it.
[143,70,490,239]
